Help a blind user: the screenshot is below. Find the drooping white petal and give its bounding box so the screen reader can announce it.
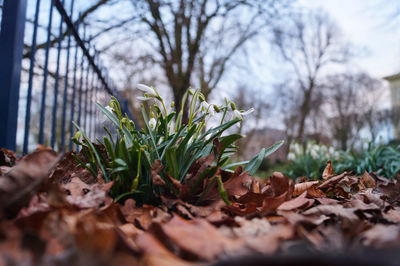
[136,96,151,101]
[208,105,215,116]
[105,105,114,113]
[240,107,254,116]
[200,101,210,113]
[149,118,157,130]
[137,84,154,94]
[233,109,243,120]
[310,148,318,158]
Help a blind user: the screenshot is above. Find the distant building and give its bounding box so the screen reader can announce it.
[384,72,400,139]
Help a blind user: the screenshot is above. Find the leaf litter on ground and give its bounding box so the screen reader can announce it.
[1,149,400,265]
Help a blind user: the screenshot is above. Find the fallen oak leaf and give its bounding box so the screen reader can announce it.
[322,160,334,180]
[242,224,295,255]
[306,183,326,198]
[382,207,400,223]
[0,148,59,219]
[222,216,272,238]
[359,171,376,190]
[135,233,192,266]
[318,172,350,191]
[270,172,294,199]
[277,210,329,227]
[357,224,400,249]
[224,202,258,216]
[183,153,215,193]
[293,181,319,197]
[120,199,171,230]
[49,151,94,185]
[150,160,166,186]
[343,198,380,211]
[277,191,315,211]
[223,167,253,198]
[302,205,359,228]
[315,197,339,205]
[0,147,18,167]
[354,188,386,208]
[375,177,400,204]
[260,192,289,214]
[62,177,114,209]
[150,215,242,261]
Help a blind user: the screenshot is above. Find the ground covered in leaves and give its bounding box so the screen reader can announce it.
[1,148,400,266]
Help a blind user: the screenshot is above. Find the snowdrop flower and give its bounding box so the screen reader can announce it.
[328,146,335,155]
[105,105,114,113]
[288,152,296,161]
[231,108,254,120]
[100,105,114,123]
[293,143,301,155]
[334,151,340,159]
[200,101,215,116]
[136,84,157,101]
[137,84,153,94]
[320,145,327,153]
[309,146,318,158]
[149,118,157,130]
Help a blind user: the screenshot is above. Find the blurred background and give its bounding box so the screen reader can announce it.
[3,0,400,175]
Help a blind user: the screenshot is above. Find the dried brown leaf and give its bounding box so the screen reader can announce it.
[359,171,376,189]
[0,147,18,167]
[303,205,359,227]
[223,169,253,198]
[358,224,400,248]
[152,215,241,261]
[151,159,166,186]
[270,172,293,199]
[277,191,315,211]
[318,172,349,191]
[322,160,334,179]
[0,148,58,219]
[293,181,319,197]
[135,233,190,266]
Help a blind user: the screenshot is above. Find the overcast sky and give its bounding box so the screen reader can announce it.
[301,0,400,78]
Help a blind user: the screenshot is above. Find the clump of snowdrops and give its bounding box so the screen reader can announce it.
[72,85,283,205]
[285,141,339,179]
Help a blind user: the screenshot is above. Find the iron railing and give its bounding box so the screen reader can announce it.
[0,0,132,154]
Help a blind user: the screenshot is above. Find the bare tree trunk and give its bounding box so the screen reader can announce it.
[296,85,314,141]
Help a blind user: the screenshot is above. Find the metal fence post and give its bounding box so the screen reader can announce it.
[0,0,28,150]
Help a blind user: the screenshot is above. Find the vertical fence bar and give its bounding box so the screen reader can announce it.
[51,0,65,149]
[77,22,85,129]
[60,0,74,150]
[88,56,95,138]
[0,0,28,150]
[96,78,101,137]
[88,48,96,139]
[83,38,91,134]
[0,0,134,152]
[83,66,89,134]
[23,0,41,154]
[38,0,55,145]
[68,20,80,150]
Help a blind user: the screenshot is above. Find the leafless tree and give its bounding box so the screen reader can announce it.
[324,72,384,150]
[272,10,351,142]
[20,0,294,131]
[111,0,294,122]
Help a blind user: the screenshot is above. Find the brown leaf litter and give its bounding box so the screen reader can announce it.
[1,151,400,265]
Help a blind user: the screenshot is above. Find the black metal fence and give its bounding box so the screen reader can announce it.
[0,0,132,154]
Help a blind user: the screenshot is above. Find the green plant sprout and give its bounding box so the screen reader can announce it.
[72,85,283,205]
